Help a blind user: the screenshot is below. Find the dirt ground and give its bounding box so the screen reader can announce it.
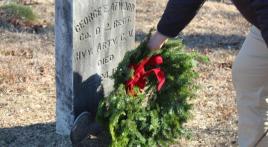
[0,0,250,146]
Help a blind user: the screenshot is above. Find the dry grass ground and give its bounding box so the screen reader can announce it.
[0,0,250,146]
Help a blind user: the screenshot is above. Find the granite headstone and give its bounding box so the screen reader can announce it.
[55,0,136,135]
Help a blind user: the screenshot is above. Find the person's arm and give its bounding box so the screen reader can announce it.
[157,0,206,38]
[148,0,206,50]
[250,0,268,47]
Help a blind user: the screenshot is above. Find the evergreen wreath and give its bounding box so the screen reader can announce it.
[96,32,208,147]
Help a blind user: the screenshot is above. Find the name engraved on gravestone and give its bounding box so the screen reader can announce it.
[74,1,135,38]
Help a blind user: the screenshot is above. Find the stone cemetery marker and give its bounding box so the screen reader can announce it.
[55,0,136,135]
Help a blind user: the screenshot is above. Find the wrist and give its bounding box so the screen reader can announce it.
[147,31,168,50]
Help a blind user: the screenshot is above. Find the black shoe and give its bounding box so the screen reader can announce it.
[70,111,93,145]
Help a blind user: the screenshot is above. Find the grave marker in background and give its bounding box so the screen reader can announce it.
[55,0,136,135]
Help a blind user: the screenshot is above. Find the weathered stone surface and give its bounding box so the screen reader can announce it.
[55,0,136,135]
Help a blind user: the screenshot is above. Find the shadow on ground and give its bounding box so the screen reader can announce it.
[135,30,245,50]
[181,33,245,50]
[0,123,72,147]
[0,122,110,147]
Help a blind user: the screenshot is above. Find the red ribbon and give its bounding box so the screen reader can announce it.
[126,55,165,96]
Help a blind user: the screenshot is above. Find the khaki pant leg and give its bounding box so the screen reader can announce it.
[232,26,268,147]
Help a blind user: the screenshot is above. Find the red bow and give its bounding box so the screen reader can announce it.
[126,55,165,96]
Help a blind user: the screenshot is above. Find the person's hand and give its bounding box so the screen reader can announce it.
[147,31,168,50]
